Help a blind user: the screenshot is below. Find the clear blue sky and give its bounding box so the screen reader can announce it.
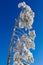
[0,0,43,65]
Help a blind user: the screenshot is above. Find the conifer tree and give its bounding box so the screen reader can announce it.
[7,2,36,65]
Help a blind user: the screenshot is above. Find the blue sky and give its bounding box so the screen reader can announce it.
[0,0,43,65]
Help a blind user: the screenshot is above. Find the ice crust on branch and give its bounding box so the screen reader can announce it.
[13,2,36,65]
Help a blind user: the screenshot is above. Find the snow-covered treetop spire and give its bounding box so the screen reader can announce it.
[12,2,36,65]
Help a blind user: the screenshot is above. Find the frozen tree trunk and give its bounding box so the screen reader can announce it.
[7,2,36,65]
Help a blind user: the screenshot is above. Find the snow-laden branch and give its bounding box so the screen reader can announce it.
[18,2,35,29]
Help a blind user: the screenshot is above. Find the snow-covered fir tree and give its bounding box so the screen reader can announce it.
[7,1,36,65]
[13,2,36,65]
